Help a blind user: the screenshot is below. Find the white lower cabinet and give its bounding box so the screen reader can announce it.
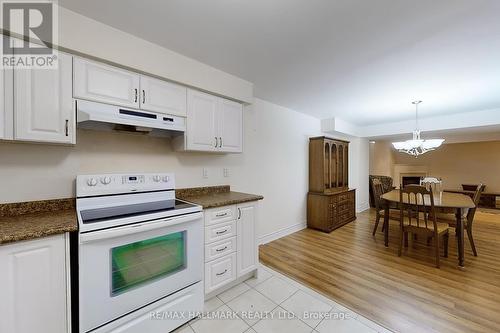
[0,234,70,333]
[204,201,258,296]
[236,202,258,276]
[205,253,237,294]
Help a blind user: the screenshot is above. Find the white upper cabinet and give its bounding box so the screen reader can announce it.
[186,89,218,151]
[0,67,4,140]
[73,58,188,117]
[0,235,70,333]
[236,202,258,277]
[14,52,75,144]
[139,76,187,116]
[73,58,140,108]
[174,88,243,153]
[0,36,13,140]
[219,98,243,153]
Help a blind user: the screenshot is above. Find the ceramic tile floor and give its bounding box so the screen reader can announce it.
[174,264,393,333]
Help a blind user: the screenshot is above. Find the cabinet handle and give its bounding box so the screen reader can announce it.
[219,137,223,148]
[215,246,228,252]
[134,88,138,103]
[142,89,146,104]
[65,119,69,136]
[215,137,218,148]
[216,212,228,217]
[238,208,241,220]
[216,269,228,276]
[216,229,228,235]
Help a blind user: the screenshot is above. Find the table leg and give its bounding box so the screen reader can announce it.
[456,208,464,267]
[384,201,389,247]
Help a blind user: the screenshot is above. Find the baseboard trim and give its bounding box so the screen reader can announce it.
[258,221,307,245]
[357,202,370,213]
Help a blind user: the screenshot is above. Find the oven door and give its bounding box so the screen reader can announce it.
[78,212,203,333]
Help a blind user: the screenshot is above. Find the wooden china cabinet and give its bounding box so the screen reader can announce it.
[307,136,356,232]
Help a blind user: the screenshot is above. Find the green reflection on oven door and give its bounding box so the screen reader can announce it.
[111,232,186,296]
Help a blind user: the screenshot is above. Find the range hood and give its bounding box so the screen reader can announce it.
[76,100,186,136]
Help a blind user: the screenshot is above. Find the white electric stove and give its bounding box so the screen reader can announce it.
[74,173,203,333]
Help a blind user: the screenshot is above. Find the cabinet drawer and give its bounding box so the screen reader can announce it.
[205,205,237,225]
[337,193,349,202]
[205,220,236,244]
[205,253,236,294]
[205,237,236,262]
[338,203,350,214]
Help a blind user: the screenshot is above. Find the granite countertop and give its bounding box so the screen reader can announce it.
[0,186,262,244]
[0,198,77,245]
[176,185,263,209]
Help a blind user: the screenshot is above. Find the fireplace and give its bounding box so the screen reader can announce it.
[402,176,421,188]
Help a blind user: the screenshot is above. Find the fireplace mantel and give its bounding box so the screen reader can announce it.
[393,164,428,189]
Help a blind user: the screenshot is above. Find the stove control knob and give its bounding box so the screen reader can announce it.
[153,175,162,182]
[101,176,112,185]
[87,178,98,186]
[162,176,170,182]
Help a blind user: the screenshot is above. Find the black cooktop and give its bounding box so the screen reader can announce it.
[80,199,196,224]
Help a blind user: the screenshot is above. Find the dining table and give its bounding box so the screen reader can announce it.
[381,189,475,267]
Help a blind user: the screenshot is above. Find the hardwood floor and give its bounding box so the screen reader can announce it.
[259,209,500,333]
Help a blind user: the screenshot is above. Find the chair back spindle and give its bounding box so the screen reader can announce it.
[466,183,484,227]
[400,185,438,234]
[372,178,385,211]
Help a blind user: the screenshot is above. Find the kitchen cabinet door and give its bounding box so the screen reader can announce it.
[73,58,140,108]
[218,98,243,153]
[0,234,70,333]
[0,66,4,140]
[0,35,13,140]
[236,202,258,277]
[186,89,218,151]
[140,76,187,116]
[14,52,75,144]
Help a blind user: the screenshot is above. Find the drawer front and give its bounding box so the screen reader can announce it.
[337,193,349,203]
[205,237,236,262]
[205,253,236,294]
[205,205,237,226]
[337,202,350,214]
[205,220,237,244]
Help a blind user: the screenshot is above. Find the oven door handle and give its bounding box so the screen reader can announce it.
[80,212,203,243]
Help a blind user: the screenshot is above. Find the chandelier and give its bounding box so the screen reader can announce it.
[392,101,445,157]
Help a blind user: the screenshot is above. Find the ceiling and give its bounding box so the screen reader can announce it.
[59,0,500,125]
[370,124,500,144]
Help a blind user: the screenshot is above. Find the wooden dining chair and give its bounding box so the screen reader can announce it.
[371,178,399,235]
[436,184,484,256]
[399,185,449,268]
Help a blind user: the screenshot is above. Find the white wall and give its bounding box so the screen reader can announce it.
[0,98,322,241]
[350,137,370,212]
[369,141,395,177]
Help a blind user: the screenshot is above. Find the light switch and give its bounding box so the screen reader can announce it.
[223,168,230,177]
[202,168,209,179]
